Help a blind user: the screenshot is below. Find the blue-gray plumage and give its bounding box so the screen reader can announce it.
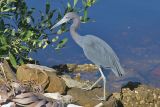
[51,12,125,100]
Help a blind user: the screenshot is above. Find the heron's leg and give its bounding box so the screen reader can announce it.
[82,76,102,90]
[98,67,106,100]
[88,76,103,90]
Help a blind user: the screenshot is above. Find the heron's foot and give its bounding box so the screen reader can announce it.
[81,86,92,91]
[81,87,92,91]
[96,95,106,101]
[93,95,106,101]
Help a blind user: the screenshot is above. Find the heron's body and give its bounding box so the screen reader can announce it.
[81,35,124,76]
[51,12,125,100]
[83,35,116,67]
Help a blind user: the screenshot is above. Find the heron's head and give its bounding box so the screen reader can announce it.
[50,12,78,30]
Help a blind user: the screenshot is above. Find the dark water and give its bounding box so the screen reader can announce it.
[27,0,160,88]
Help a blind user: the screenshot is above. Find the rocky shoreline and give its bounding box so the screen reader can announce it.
[0,62,159,107]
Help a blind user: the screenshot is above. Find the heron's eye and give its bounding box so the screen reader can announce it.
[66,16,69,19]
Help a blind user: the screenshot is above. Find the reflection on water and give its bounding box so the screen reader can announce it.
[29,0,160,88]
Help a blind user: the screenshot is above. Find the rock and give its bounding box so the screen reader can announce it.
[94,102,103,107]
[74,64,98,72]
[26,64,58,73]
[16,64,67,94]
[112,92,121,100]
[43,92,73,104]
[61,75,92,89]
[0,92,9,104]
[15,64,160,107]
[1,102,16,107]
[53,64,98,72]
[67,87,119,107]
[45,73,67,94]
[66,64,78,71]
[66,81,160,106]
[121,82,160,107]
[0,60,16,81]
[67,104,83,107]
[67,88,98,106]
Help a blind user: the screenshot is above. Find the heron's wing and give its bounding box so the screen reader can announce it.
[82,35,116,67]
[82,35,125,77]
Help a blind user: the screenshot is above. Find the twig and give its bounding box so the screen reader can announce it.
[0,62,7,81]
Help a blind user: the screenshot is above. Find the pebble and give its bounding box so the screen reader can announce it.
[67,104,83,107]
[135,90,138,94]
[153,93,157,99]
[149,103,153,106]
[94,102,103,107]
[140,100,145,104]
[155,104,158,107]
[136,95,140,100]
[113,93,121,100]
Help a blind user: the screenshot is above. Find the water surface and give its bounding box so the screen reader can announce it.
[28,0,160,88]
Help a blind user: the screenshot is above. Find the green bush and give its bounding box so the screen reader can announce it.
[0,0,96,68]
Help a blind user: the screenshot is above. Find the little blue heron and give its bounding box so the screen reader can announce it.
[51,12,125,100]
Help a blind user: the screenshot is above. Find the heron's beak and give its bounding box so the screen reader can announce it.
[50,18,69,30]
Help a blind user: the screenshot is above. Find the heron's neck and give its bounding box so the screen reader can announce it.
[70,18,83,47]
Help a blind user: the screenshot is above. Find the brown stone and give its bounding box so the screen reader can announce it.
[0,60,16,81]
[16,64,67,94]
[53,64,98,72]
[67,87,119,107]
[121,82,160,107]
[45,73,67,94]
[71,64,98,72]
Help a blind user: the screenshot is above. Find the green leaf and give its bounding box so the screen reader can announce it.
[0,35,7,45]
[81,9,88,22]
[23,30,34,41]
[20,46,29,50]
[0,45,9,51]
[82,0,87,7]
[38,41,43,48]
[48,9,56,19]
[86,0,92,7]
[73,0,78,7]
[40,10,45,21]
[46,1,50,14]
[1,7,16,12]
[52,36,59,42]
[13,48,19,53]
[84,9,88,21]
[9,52,17,68]
[11,29,15,36]
[30,16,35,23]
[0,14,13,19]
[19,58,24,65]
[57,12,62,20]
[4,28,9,33]
[26,17,31,23]
[7,0,17,3]
[55,38,68,50]
[0,0,95,67]
[42,42,48,49]
[67,2,71,9]
[32,40,37,46]
[86,0,97,7]
[28,8,35,15]
[0,19,5,30]
[57,29,63,35]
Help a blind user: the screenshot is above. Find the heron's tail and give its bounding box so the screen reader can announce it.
[112,58,125,77]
